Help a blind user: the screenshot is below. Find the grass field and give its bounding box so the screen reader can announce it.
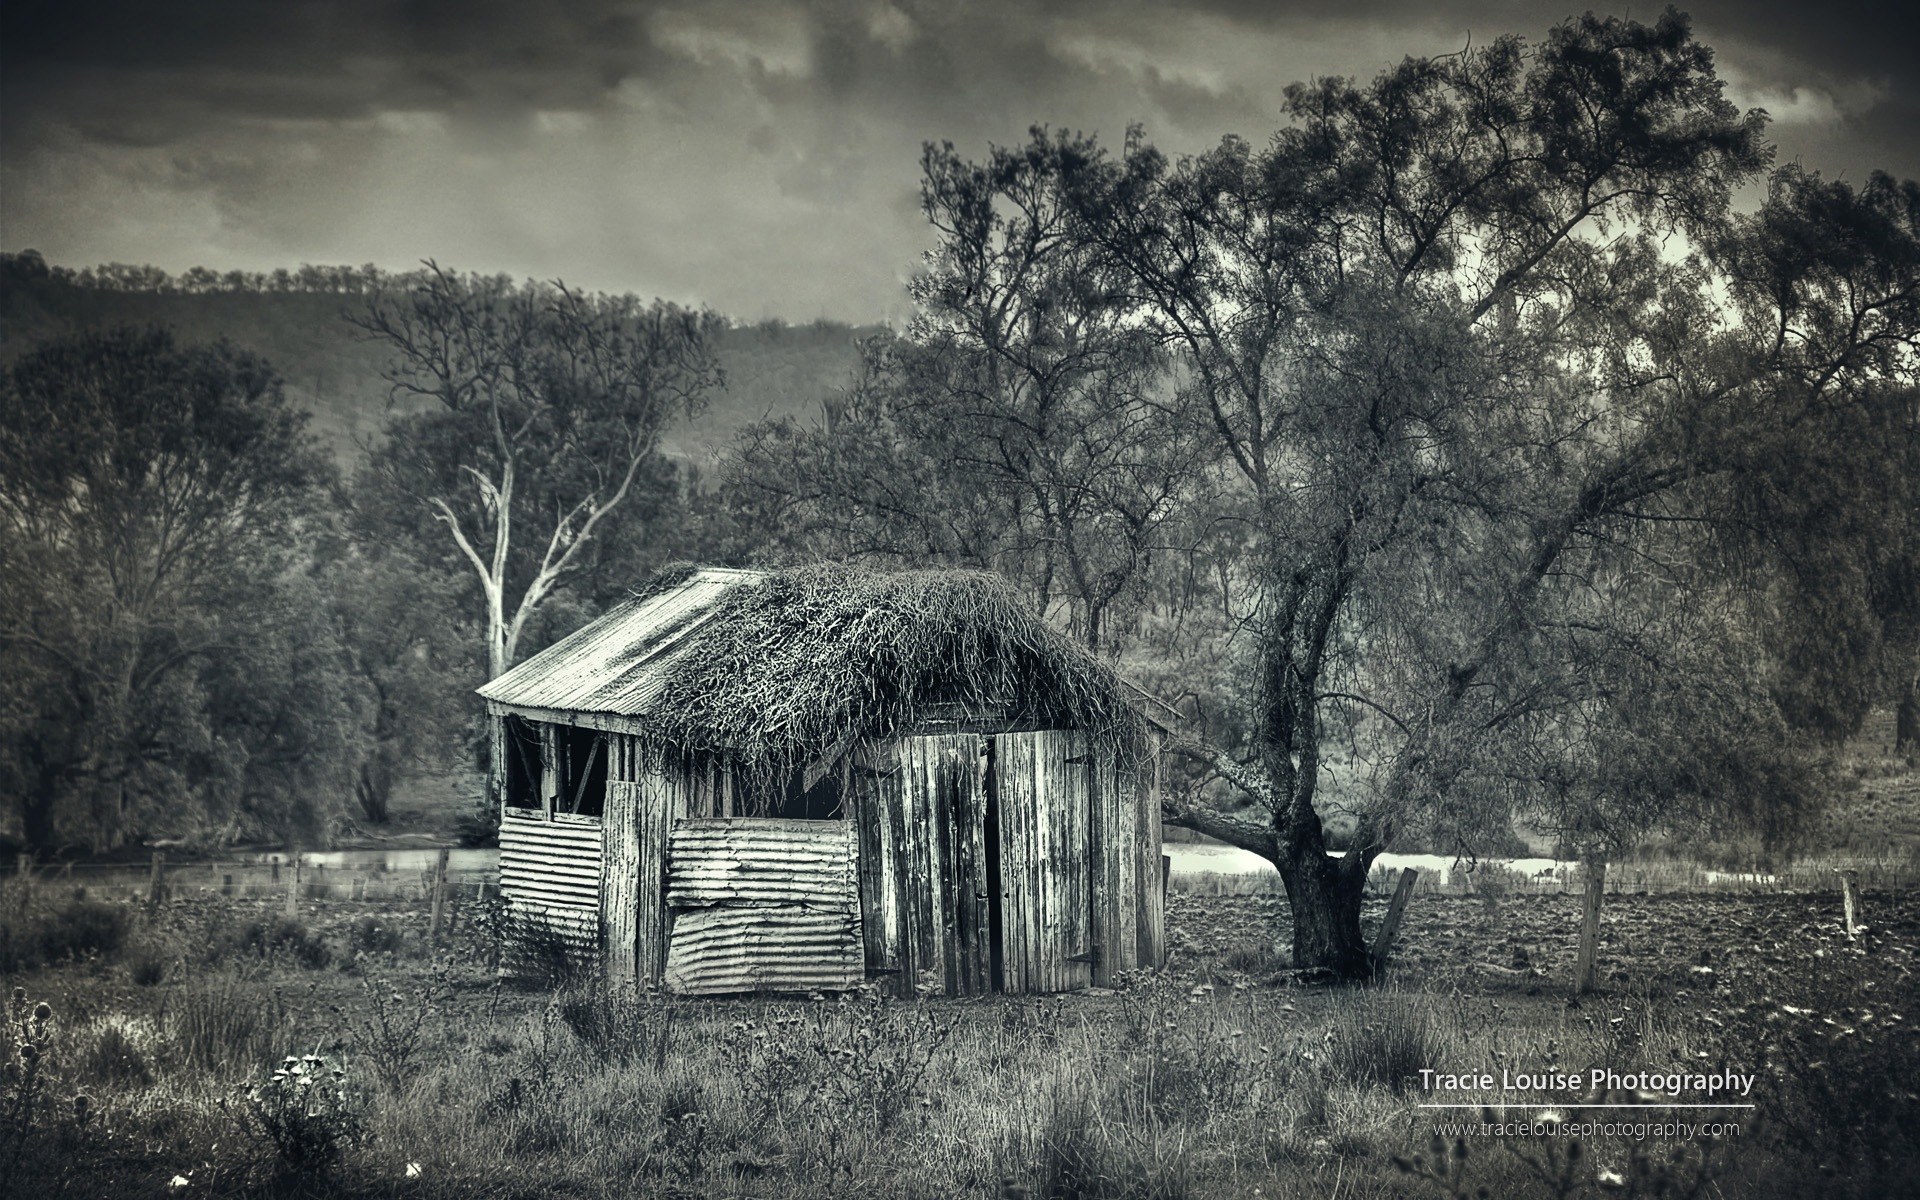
[4,869,1918,1200]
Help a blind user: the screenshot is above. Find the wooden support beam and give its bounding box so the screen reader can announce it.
[1575,861,1607,993]
[1370,867,1419,975]
[285,855,302,920]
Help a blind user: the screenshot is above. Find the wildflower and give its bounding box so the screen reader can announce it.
[168,1174,191,1189]
[33,1002,52,1022]
[405,1162,423,1179]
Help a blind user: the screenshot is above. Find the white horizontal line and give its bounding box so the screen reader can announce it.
[1417,1104,1755,1109]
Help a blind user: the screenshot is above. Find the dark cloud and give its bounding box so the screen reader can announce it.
[3,1,1915,321]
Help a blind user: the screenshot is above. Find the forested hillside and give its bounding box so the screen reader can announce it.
[0,253,877,466]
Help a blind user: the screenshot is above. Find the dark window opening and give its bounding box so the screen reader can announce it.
[724,760,844,820]
[503,715,541,811]
[773,765,843,820]
[556,725,608,818]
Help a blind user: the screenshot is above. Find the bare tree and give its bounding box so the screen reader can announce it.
[354,264,722,679]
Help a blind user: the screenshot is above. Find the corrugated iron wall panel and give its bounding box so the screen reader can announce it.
[662,907,862,993]
[499,814,602,913]
[662,818,860,995]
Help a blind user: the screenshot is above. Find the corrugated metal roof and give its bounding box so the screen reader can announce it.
[478,568,766,716]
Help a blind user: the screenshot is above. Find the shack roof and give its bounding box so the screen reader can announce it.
[478,564,1167,769]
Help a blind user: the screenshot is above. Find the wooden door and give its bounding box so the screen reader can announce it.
[851,734,995,996]
[994,729,1094,992]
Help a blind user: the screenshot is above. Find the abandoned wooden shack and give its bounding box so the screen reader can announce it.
[477,564,1168,996]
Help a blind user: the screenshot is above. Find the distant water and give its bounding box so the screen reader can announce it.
[1163,843,1576,886]
[261,843,1577,886]
[253,848,498,873]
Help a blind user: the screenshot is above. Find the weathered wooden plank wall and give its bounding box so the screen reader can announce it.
[1137,733,1166,967]
[850,740,902,987]
[662,818,860,994]
[600,777,641,989]
[635,764,686,982]
[1090,752,1132,984]
[853,734,998,997]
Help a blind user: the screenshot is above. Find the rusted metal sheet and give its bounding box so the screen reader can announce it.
[661,817,859,995]
[477,568,764,717]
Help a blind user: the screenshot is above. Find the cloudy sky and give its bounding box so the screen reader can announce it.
[4,0,1915,323]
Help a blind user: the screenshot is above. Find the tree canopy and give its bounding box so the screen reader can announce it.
[0,327,347,851]
[735,9,1920,976]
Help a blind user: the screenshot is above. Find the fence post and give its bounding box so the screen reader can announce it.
[429,848,450,942]
[146,851,165,915]
[285,855,301,920]
[1839,870,1862,940]
[1370,867,1420,975]
[1575,861,1607,993]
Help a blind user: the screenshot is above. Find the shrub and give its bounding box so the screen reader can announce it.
[0,901,129,971]
[346,916,406,957]
[501,914,587,988]
[80,1021,153,1088]
[165,968,299,1075]
[345,961,452,1093]
[1321,998,1449,1095]
[234,1054,367,1180]
[231,918,331,969]
[558,984,677,1070]
[128,953,167,987]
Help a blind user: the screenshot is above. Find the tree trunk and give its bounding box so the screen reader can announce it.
[355,756,393,824]
[1276,839,1374,979]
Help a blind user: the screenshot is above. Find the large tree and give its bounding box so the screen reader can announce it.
[908,12,1920,977]
[354,264,723,680]
[0,327,342,852]
[729,133,1213,651]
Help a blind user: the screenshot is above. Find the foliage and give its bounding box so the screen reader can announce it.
[730,131,1216,653]
[343,961,451,1092]
[879,12,1920,975]
[321,548,477,826]
[345,915,407,957]
[232,1052,368,1179]
[0,900,130,972]
[227,918,332,970]
[0,326,345,853]
[353,263,724,681]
